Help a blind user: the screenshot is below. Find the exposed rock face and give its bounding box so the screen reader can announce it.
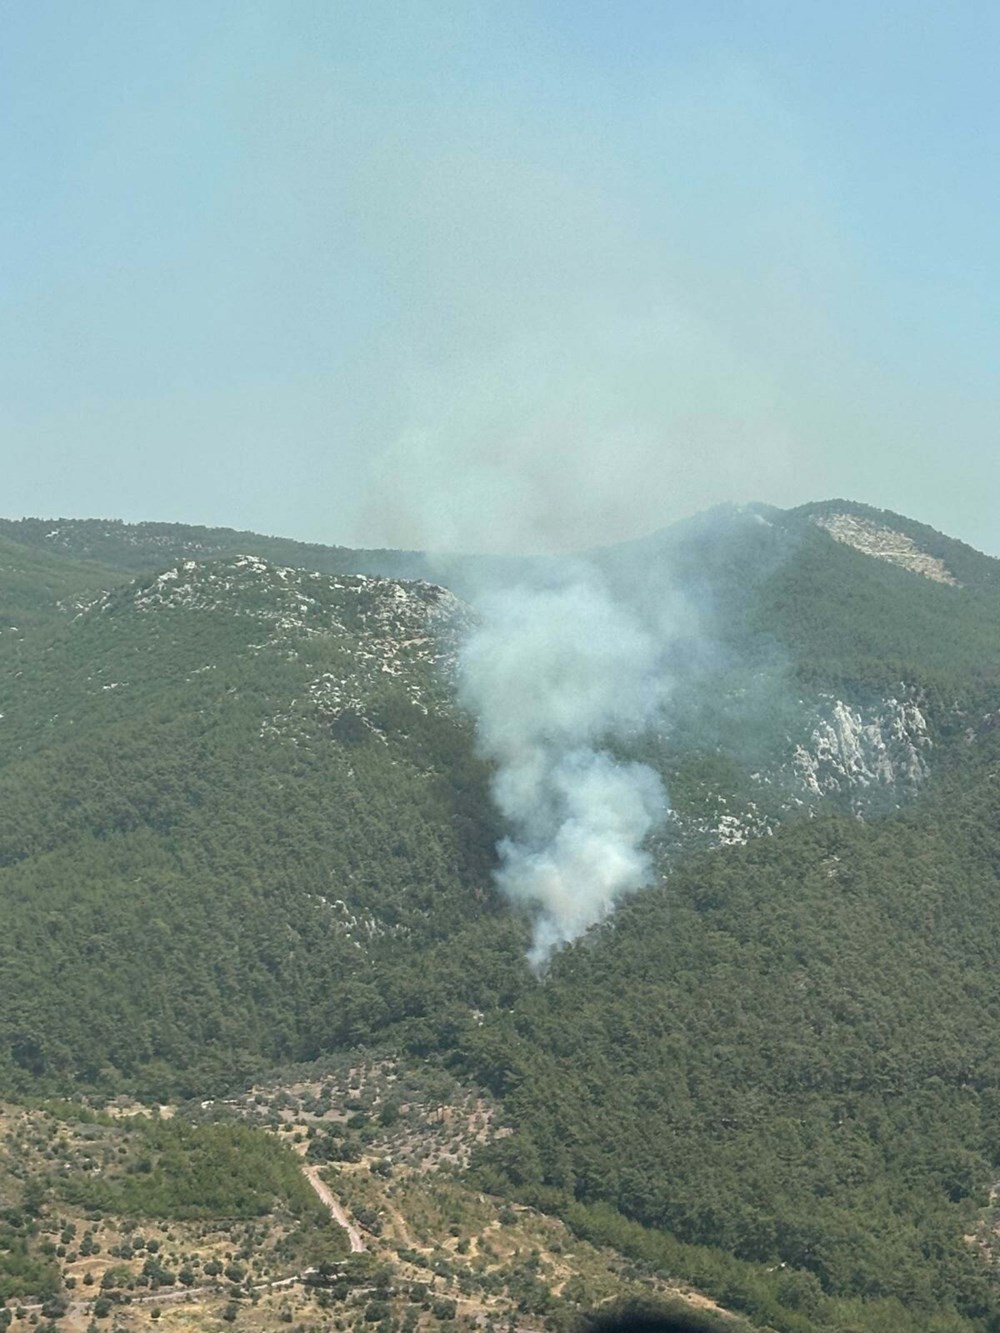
[67,555,471,748]
[794,696,931,805]
[660,692,930,858]
[89,554,466,639]
[815,512,960,585]
[663,799,775,855]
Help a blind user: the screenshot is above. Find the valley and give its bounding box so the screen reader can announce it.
[0,1057,742,1333]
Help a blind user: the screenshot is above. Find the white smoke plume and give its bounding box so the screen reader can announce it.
[458,570,669,970]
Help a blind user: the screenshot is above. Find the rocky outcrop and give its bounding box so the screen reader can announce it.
[793,696,930,806]
[815,513,960,585]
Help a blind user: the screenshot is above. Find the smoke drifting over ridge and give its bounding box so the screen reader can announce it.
[457,566,671,969]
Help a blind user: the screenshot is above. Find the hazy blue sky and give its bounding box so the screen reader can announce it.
[3,1,998,553]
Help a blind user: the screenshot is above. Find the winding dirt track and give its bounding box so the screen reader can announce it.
[303,1163,366,1252]
[20,1164,366,1323]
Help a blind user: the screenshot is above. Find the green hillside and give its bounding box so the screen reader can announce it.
[0,516,429,582]
[600,501,1000,701]
[0,554,526,1096]
[0,535,121,632]
[466,738,1000,1329]
[1,502,1000,1330]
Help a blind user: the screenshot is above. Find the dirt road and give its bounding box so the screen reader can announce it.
[303,1163,366,1252]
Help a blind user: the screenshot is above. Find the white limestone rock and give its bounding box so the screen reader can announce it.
[815,513,960,585]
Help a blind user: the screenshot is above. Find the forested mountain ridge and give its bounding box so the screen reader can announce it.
[0,516,432,584]
[0,534,121,633]
[1,501,998,1082]
[1,501,1000,1331]
[5,499,1000,712]
[789,498,1000,596]
[0,548,523,1096]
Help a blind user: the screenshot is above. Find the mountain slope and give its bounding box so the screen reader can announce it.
[2,501,1000,1331]
[598,500,1000,698]
[465,734,1000,1325]
[0,533,121,632]
[0,554,527,1095]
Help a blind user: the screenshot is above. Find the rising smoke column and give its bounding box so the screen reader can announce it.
[458,569,668,970]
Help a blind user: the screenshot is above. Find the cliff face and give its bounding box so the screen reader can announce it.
[794,695,931,808]
[660,692,932,857]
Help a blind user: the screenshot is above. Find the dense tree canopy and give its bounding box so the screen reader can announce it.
[1,501,1000,1330]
